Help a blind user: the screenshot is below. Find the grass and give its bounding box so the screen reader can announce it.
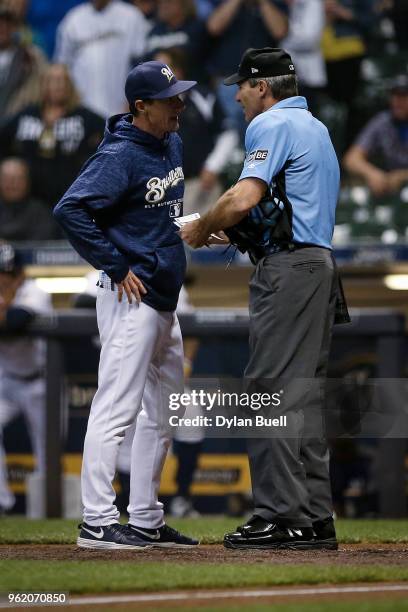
[0,561,408,594]
[0,517,407,596]
[0,517,408,545]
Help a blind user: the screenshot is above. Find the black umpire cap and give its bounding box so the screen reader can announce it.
[0,242,22,273]
[224,48,296,86]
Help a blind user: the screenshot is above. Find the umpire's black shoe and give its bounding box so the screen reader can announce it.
[224,515,317,550]
[128,523,199,548]
[313,516,338,550]
[77,522,150,550]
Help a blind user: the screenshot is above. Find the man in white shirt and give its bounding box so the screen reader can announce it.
[281,0,326,107]
[55,0,149,117]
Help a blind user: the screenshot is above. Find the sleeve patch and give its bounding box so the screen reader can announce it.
[246,149,269,167]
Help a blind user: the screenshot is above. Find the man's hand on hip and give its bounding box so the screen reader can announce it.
[117,270,147,304]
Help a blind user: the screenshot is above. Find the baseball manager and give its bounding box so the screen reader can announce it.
[54,61,199,550]
[181,47,350,550]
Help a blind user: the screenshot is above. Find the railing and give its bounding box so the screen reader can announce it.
[2,307,403,518]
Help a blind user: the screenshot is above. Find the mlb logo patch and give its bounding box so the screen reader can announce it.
[169,202,182,217]
[254,150,268,160]
[247,150,269,166]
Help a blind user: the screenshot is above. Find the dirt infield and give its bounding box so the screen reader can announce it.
[1,543,407,565]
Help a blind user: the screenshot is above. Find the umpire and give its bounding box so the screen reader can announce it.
[181,48,349,550]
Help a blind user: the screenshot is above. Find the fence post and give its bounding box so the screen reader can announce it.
[45,338,63,518]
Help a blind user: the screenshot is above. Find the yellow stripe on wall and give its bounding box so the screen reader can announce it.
[6,453,252,496]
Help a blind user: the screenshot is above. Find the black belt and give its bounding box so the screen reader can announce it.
[247,241,307,264]
[266,241,326,254]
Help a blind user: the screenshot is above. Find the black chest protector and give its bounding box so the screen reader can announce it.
[224,169,293,264]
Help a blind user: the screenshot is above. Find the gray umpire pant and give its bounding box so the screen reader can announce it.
[245,246,337,528]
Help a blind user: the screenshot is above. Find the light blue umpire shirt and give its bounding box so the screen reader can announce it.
[238,96,340,250]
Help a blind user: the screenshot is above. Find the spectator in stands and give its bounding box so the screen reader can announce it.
[206,0,288,54]
[26,0,84,59]
[343,75,408,197]
[321,0,377,148]
[155,48,238,215]
[132,0,158,25]
[205,0,288,136]
[281,0,326,114]
[0,64,105,209]
[1,0,38,48]
[54,0,149,117]
[0,6,47,120]
[0,241,52,515]
[1,0,27,21]
[387,0,408,51]
[145,0,208,79]
[0,158,57,241]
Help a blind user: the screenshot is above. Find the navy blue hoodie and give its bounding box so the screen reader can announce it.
[54,113,186,312]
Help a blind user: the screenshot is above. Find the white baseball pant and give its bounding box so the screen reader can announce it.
[81,286,184,527]
[0,375,46,511]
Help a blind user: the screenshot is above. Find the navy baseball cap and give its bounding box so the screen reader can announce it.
[224,48,296,86]
[125,61,196,103]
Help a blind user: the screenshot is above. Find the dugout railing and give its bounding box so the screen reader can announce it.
[1,308,407,518]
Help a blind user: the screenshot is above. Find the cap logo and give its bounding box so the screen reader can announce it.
[289,64,294,71]
[161,65,175,83]
[251,67,259,74]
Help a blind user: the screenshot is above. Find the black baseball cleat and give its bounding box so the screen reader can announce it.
[77,522,150,550]
[223,515,318,550]
[313,516,338,550]
[127,523,199,548]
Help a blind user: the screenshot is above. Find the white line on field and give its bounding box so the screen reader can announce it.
[2,584,408,608]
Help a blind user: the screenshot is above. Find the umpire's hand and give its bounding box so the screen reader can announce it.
[117,270,147,304]
[179,219,211,248]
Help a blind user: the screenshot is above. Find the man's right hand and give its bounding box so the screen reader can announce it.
[117,270,147,304]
